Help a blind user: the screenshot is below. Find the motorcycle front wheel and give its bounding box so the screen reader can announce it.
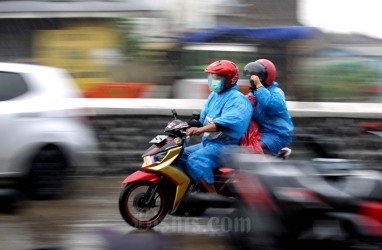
[119,181,169,229]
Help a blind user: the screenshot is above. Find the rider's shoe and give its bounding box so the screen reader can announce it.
[277,147,292,160]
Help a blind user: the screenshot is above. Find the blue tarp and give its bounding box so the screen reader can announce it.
[179,26,320,43]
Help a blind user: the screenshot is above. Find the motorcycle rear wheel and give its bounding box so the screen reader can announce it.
[119,181,169,229]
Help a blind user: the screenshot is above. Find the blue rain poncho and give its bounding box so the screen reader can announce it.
[177,85,252,184]
[200,85,253,140]
[251,82,294,155]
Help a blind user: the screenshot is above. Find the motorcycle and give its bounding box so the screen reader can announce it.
[118,109,292,229]
[118,109,242,229]
[227,153,382,249]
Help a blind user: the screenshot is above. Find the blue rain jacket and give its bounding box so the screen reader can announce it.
[251,82,294,155]
[177,85,252,184]
[200,85,253,140]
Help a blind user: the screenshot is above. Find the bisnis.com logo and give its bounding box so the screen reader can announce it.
[134,216,251,235]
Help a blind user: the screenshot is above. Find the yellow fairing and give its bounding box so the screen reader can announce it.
[143,146,190,211]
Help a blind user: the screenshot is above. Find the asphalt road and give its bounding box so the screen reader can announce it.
[0,176,236,250]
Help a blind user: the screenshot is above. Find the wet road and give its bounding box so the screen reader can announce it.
[0,176,235,250]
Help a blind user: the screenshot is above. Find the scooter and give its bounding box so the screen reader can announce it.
[118,109,243,229]
[227,153,382,249]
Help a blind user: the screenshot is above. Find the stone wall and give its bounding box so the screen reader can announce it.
[93,115,382,173]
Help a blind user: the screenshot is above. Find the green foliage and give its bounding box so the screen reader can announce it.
[113,18,142,61]
[313,61,380,102]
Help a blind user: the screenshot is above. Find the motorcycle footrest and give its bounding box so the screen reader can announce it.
[186,192,236,208]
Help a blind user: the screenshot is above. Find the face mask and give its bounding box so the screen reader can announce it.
[208,74,224,93]
[209,79,223,93]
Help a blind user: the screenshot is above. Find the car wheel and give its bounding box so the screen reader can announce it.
[28,146,69,199]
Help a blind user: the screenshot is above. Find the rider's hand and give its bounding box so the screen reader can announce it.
[250,75,263,89]
[186,127,201,136]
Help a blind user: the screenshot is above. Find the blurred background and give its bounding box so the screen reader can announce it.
[1,0,382,249]
[1,0,381,101]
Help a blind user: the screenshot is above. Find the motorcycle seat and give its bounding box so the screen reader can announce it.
[339,174,382,201]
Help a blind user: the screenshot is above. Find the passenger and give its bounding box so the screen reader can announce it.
[177,60,252,193]
[243,59,294,155]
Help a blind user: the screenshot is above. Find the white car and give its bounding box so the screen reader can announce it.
[0,63,99,198]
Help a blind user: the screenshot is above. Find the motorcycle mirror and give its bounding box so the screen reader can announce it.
[171,109,178,119]
[192,111,200,120]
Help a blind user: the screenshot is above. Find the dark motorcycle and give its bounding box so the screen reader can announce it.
[227,153,382,249]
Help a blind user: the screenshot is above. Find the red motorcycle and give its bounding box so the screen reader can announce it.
[118,110,239,229]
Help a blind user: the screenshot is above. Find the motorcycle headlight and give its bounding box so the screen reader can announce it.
[143,155,155,166]
[143,151,168,166]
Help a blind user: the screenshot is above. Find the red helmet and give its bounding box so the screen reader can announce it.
[243,59,276,85]
[204,60,239,89]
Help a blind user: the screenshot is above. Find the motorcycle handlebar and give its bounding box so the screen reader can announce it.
[185,134,190,146]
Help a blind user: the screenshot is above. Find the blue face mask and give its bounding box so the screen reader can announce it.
[208,75,225,93]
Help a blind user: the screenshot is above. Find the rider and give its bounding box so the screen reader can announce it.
[243,59,294,155]
[177,60,252,193]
